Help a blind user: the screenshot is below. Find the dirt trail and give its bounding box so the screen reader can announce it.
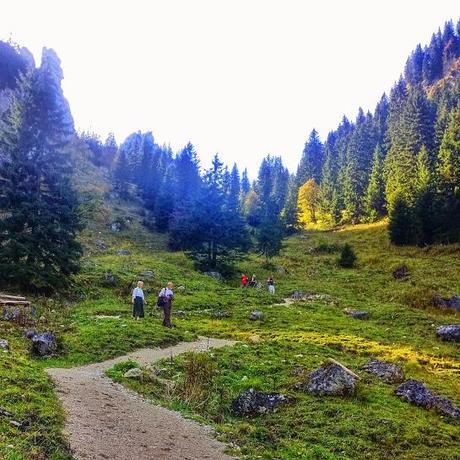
[46,338,237,460]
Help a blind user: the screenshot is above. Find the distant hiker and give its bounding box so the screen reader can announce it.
[249,274,257,288]
[159,282,174,328]
[241,273,248,288]
[132,281,145,320]
[267,275,275,294]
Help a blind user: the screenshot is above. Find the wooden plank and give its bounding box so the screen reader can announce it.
[0,293,27,301]
[0,300,31,306]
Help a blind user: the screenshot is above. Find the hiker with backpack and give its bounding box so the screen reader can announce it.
[158,281,174,328]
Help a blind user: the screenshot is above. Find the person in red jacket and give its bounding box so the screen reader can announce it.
[241,273,248,288]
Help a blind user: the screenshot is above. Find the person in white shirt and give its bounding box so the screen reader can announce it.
[132,281,145,320]
[158,281,174,328]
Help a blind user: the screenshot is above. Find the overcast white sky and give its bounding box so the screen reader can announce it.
[1,1,459,177]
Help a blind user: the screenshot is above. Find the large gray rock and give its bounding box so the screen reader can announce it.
[101,270,119,287]
[362,359,404,384]
[231,389,287,416]
[249,310,264,321]
[123,368,142,378]
[395,380,460,418]
[432,295,460,311]
[139,271,154,279]
[436,325,460,342]
[30,332,58,357]
[0,339,9,350]
[306,360,358,396]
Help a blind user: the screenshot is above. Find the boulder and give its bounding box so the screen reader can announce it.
[436,325,460,342]
[395,380,460,418]
[343,308,369,320]
[139,270,154,279]
[0,339,9,350]
[392,265,410,280]
[110,222,122,233]
[123,368,142,379]
[24,329,37,339]
[93,239,107,250]
[116,249,130,256]
[362,359,404,384]
[30,332,58,357]
[101,270,119,287]
[231,389,287,416]
[249,310,264,321]
[432,294,460,311]
[204,271,223,281]
[176,285,186,292]
[291,291,306,300]
[306,359,359,396]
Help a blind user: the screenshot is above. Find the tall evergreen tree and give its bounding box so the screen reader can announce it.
[0,49,82,291]
[364,145,385,221]
[297,129,323,185]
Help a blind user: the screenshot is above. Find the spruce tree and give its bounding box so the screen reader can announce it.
[297,129,323,185]
[388,196,416,245]
[364,145,385,221]
[0,49,82,291]
[113,149,130,199]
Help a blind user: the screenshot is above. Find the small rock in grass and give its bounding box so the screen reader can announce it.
[174,310,186,318]
[0,339,9,350]
[392,265,410,280]
[343,308,369,319]
[30,332,58,357]
[0,407,13,417]
[116,249,130,256]
[249,310,264,321]
[9,420,23,429]
[101,270,119,287]
[24,329,37,339]
[123,368,142,378]
[93,239,107,250]
[362,359,404,384]
[395,380,460,418]
[432,295,460,311]
[436,325,460,342]
[139,270,154,279]
[177,285,186,292]
[306,359,359,396]
[231,389,287,416]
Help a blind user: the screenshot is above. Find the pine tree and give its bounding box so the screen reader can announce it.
[414,145,438,246]
[113,149,130,199]
[404,44,425,86]
[241,168,251,195]
[388,196,416,245]
[281,174,299,233]
[364,145,385,221]
[297,129,323,185]
[0,49,82,291]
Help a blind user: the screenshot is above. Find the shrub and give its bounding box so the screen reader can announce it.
[338,243,357,268]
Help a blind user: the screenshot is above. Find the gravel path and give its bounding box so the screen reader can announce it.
[46,338,237,460]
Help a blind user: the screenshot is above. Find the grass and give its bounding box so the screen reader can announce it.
[1,205,460,458]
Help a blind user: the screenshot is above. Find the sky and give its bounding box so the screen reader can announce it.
[1,1,459,177]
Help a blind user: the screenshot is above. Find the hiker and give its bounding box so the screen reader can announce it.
[249,274,257,288]
[241,273,248,288]
[132,281,145,320]
[267,275,275,294]
[158,281,174,328]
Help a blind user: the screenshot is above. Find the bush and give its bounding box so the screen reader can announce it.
[338,243,357,268]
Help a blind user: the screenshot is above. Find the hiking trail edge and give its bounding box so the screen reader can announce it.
[46,337,237,460]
